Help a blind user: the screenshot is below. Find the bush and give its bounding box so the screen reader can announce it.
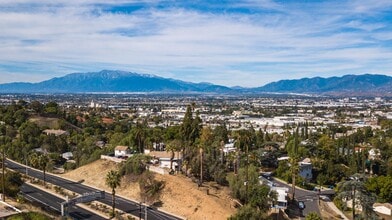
[119,154,150,176]
[0,171,23,198]
[64,161,77,170]
[213,168,228,186]
[7,212,51,220]
[305,212,322,220]
[333,196,344,211]
[139,171,165,205]
[228,204,269,220]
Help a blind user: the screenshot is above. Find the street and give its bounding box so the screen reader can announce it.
[20,184,106,219]
[271,177,334,218]
[6,158,182,220]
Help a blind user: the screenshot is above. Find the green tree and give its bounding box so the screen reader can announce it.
[132,122,147,153]
[0,171,23,198]
[228,164,275,212]
[44,101,60,115]
[30,153,49,185]
[228,204,269,220]
[275,160,291,182]
[138,171,165,205]
[305,212,322,220]
[119,154,150,176]
[335,174,376,219]
[288,128,300,200]
[166,139,181,171]
[180,105,194,144]
[29,100,44,114]
[105,170,121,216]
[365,175,392,203]
[179,104,202,175]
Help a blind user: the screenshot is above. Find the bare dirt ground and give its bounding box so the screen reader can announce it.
[61,159,236,220]
[29,116,60,128]
[319,201,344,219]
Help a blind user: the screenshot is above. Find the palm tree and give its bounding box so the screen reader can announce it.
[106,170,121,217]
[30,153,49,185]
[166,139,181,172]
[38,154,49,185]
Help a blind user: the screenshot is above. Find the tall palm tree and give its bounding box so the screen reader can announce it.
[105,170,121,217]
[166,139,181,172]
[38,154,49,185]
[30,153,49,185]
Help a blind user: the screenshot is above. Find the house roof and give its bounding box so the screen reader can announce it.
[62,152,73,158]
[147,150,182,159]
[272,187,289,203]
[102,117,114,124]
[374,203,392,209]
[43,129,68,136]
[115,145,129,151]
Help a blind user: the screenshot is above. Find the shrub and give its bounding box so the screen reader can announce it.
[119,154,150,176]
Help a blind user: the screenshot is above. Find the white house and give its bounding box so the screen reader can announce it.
[271,187,289,209]
[368,148,381,160]
[223,142,236,155]
[144,149,182,171]
[276,157,313,181]
[114,146,130,157]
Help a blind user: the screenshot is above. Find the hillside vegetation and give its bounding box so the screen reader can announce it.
[62,159,236,220]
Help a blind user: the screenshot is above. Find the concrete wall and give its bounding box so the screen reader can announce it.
[101,155,123,163]
[374,206,392,216]
[147,165,168,175]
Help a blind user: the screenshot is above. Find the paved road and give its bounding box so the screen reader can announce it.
[6,159,182,220]
[270,177,334,218]
[20,184,106,219]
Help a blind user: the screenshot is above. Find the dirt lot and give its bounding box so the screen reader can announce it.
[29,116,60,128]
[61,159,236,220]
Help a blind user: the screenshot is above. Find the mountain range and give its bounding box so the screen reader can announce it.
[1,70,392,96]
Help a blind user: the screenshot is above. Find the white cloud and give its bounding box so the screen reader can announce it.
[0,0,391,87]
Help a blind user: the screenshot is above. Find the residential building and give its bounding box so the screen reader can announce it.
[114,145,131,157]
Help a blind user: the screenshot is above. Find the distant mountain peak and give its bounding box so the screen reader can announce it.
[0,71,391,96]
[254,74,392,96]
[0,70,233,94]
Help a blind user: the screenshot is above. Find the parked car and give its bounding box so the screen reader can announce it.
[298,201,305,210]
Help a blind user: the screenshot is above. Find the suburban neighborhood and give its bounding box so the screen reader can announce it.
[1,93,391,219]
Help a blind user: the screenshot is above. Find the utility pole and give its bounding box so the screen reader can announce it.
[25,151,28,175]
[245,144,249,205]
[199,148,203,187]
[318,187,321,205]
[145,205,147,220]
[139,201,142,220]
[2,148,5,202]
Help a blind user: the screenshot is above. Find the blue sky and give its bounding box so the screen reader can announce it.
[0,0,391,87]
